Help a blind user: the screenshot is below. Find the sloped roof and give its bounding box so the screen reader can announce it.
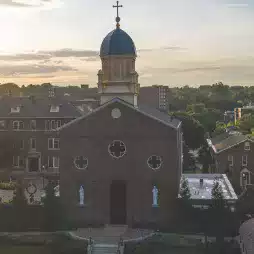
[207,132,251,154]
[0,96,82,118]
[58,98,181,131]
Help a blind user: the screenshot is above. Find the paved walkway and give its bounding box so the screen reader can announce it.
[69,225,154,254]
[70,225,154,244]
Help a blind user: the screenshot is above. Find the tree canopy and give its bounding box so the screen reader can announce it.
[170,111,205,149]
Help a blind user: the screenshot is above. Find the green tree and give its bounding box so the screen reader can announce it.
[196,109,223,133]
[239,114,254,134]
[178,176,194,231]
[210,179,227,252]
[212,121,227,136]
[12,182,28,231]
[170,111,205,149]
[186,103,206,114]
[179,176,191,200]
[183,144,196,172]
[198,144,212,173]
[12,183,27,207]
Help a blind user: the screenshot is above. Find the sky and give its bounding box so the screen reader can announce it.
[0,0,254,87]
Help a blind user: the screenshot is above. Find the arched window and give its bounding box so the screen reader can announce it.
[240,168,251,187]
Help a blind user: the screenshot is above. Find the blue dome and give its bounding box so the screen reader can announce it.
[100,27,136,57]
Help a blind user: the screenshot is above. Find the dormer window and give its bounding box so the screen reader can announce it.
[50,105,59,112]
[244,142,250,151]
[11,106,20,113]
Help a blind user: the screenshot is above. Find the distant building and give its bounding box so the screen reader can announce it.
[139,85,172,112]
[207,133,254,192]
[224,110,235,124]
[233,104,254,123]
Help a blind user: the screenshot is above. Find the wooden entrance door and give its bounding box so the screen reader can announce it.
[110,180,126,224]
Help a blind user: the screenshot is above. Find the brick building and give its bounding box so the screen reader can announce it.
[57,11,183,227]
[207,133,254,192]
[0,95,81,187]
[138,85,172,112]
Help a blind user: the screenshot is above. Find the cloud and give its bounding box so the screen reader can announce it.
[0,0,61,8]
[226,3,249,8]
[0,0,34,7]
[138,46,187,52]
[0,64,77,76]
[140,66,221,74]
[80,57,99,62]
[0,53,51,61]
[40,49,99,58]
[0,49,99,62]
[174,66,221,73]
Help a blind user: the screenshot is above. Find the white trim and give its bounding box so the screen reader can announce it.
[12,120,24,130]
[29,138,36,151]
[57,98,180,132]
[10,106,21,113]
[48,156,60,168]
[242,155,248,166]
[240,168,251,187]
[0,120,6,129]
[30,120,36,130]
[12,155,25,168]
[208,138,253,154]
[244,141,250,151]
[48,138,60,150]
[50,105,60,112]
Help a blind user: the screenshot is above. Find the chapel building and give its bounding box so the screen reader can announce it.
[58,5,183,228]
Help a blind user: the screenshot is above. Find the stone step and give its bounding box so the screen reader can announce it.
[92,243,118,254]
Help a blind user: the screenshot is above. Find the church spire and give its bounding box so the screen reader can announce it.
[113,1,123,28]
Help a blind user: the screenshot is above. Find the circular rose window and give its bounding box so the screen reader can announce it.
[147,155,162,170]
[108,140,126,159]
[111,108,121,119]
[74,156,88,170]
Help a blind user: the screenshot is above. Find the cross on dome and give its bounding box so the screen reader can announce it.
[113,1,123,28]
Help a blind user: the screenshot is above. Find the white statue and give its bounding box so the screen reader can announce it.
[152,186,159,207]
[79,185,84,206]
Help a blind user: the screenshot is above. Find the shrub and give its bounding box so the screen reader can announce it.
[0,182,16,190]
